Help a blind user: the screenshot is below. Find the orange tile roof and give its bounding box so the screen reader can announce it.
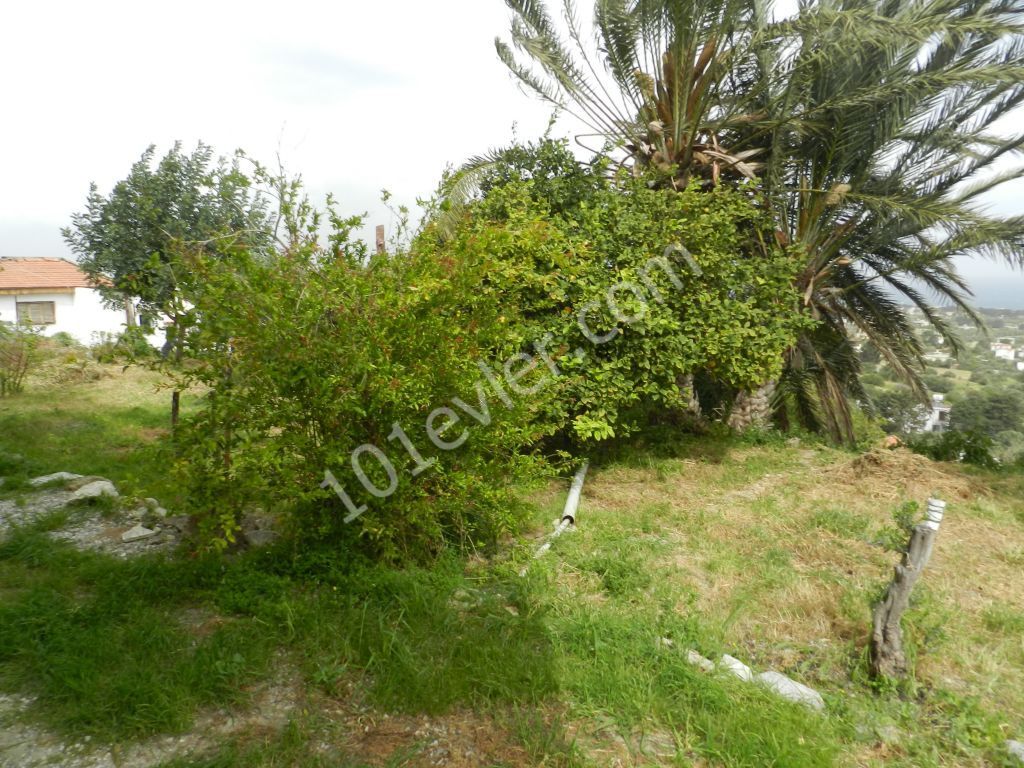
[0,258,97,290]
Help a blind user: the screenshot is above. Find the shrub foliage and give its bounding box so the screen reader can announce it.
[172,148,810,559]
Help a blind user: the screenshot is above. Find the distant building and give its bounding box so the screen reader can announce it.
[0,258,128,344]
[923,394,952,433]
[991,341,1016,361]
[1018,361,1024,372]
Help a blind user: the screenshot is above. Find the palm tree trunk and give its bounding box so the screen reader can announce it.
[727,381,776,432]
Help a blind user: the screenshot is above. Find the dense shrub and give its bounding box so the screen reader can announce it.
[430,173,811,442]
[907,429,998,468]
[174,161,809,560]
[951,388,1024,438]
[173,216,550,560]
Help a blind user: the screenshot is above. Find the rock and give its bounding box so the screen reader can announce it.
[1008,740,1024,764]
[755,671,825,712]
[144,498,168,517]
[28,472,83,487]
[66,476,106,491]
[70,480,118,500]
[686,650,716,673]
[122,524,157,543]
[163,515,193,534]
[720,654,754,682]
[785,437,802,448]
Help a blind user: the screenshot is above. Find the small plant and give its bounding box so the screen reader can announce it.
[50,331,78,347]
[0,322,41,397]
[873,500,921,553]
[90,328,157,364]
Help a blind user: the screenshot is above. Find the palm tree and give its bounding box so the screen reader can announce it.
[496,0,766,186]
[749,0,1024,440]
[494,0,1024,442]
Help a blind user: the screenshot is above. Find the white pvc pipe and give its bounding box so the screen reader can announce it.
[560,460,589,526]
[521,460,590,574]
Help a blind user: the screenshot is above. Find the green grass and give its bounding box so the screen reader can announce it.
[981,604,1024,634]
[812,506,871,538]
[0,522,275,739]
[0,366,195,504]
[2,371,1024,766]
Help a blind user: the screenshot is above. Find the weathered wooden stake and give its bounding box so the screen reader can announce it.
[375,225,386,255]
[870,498,945,679]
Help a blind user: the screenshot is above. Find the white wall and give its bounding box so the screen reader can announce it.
[0,288,127,344]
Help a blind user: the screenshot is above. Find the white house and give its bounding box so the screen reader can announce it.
[0,258,129,345]
[991,341,1016,361]
[923,393,952,433]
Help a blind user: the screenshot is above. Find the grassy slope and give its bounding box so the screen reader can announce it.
[0,365,191,504]
[1,370,1023,767]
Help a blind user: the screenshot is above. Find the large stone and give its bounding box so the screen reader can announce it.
[122,524,157,543]
[755,671,826,712]
[1008,740,1024,764]
[28,472,83,487]
[686,650,716,673]
[66,476,106,491]
[70,480,119,501]
[720,654,754,682]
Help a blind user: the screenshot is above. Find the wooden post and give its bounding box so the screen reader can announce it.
[870,498,945,679]
[375,225,386,255]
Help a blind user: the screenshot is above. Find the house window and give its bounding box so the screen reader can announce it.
[16,301,56,325]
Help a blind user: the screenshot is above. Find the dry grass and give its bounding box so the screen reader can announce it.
[538,440,1024,766]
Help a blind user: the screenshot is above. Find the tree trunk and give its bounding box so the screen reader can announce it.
[727,381,776,431]
[170,312,183,430]
[125,300,137,329]
[679,374,702,419]
[870,499,946,679]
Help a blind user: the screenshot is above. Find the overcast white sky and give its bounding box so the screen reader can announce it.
[2,0,1022,307]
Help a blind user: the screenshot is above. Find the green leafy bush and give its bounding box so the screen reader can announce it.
[50,331,77,347]
[91,328,157,364]
[0,322,41,397]
[174,154,809,560]
[431,169,811,444]
[173,207,550,561]
[907,430,998,468]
